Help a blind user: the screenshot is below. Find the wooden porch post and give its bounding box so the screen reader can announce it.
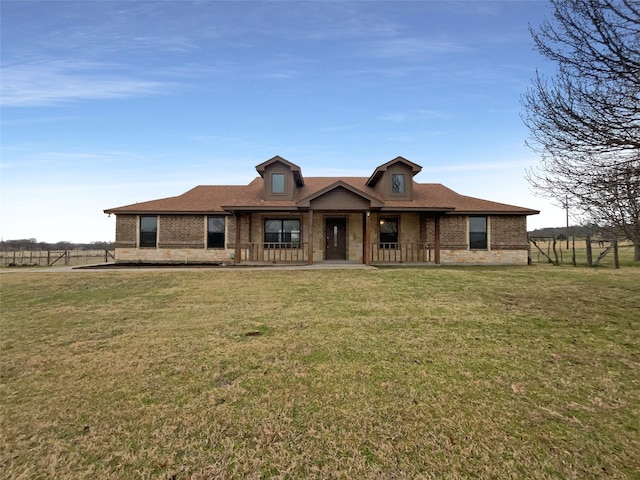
[364,211,371,265]
[308,209,314,265]
[234,213,241,265]
[434,214,441,264]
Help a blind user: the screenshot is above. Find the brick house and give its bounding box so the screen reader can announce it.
[104,156,539,265]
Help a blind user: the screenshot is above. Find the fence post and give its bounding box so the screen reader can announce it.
[586,234,593,267]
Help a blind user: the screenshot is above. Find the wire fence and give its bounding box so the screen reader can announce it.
[529,237,633,267]
[0,249,115,267]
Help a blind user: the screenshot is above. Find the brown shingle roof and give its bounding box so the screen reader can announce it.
[104,176,538,215]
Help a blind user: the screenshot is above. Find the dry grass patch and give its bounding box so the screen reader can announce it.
[1,265,639,479]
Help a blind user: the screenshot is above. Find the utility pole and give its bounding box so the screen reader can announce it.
[565,194,569,250]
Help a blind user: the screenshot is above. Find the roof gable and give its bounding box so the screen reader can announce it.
[255,155,304,187]
[366,156,422,187]
[297,180,384,208]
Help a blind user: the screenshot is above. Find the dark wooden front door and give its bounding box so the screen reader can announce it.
[325,218,347,260]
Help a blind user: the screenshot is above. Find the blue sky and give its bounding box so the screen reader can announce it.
[1,0,564,243]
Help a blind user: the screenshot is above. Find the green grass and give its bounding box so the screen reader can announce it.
[1,265,639,479]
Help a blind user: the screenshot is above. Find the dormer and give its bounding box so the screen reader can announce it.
[366,156,422,201]
[255,156,304,201]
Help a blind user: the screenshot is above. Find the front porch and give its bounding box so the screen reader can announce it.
[233,209,441,266]
[238,241,436,265]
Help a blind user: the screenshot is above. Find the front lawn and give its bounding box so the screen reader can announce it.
[1,265,638,479]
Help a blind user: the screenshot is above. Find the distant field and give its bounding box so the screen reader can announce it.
[1,265,639,479]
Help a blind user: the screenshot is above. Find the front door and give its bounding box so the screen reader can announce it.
[325,218,347,260]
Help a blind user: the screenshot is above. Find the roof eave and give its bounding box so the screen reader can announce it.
[379,207,456,212]
[221,205,299,212]
[104,209,231,215]
[447,210,540,215]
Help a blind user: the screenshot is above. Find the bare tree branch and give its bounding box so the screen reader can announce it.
[522,0,640,260]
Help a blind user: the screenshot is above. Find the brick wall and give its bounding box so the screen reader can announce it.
[158,215,205,248]
[491,215,528,249]
[440,215,467,249]
[115,215,137,248]
[227,216,236,248]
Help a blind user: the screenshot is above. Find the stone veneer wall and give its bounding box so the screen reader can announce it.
[114,247,234,263]
[439,249,529,265]
[311,215,324,262]
[400,213,420,244]
[347,213,364,261]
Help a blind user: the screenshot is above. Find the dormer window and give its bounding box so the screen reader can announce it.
[271,173,285,194]
[366,157,421,201]
[391,174,405,194]
[256,156,304,201]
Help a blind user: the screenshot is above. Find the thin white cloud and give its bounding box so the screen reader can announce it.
[319,124,363,133]
[1,60,174,107]
[378,110,450,123]
[367,37,468,59]
[258,71,301,80]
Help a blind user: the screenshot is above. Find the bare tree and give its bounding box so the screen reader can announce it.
[522,0,640,260]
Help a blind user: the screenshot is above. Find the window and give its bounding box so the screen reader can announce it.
[207,217,225,249]
[379,218,398,247]
[391,174,405,194]
[469,216,488,249]
[271,173,285,194]
[264,219,300,247]
[139,216,157,248]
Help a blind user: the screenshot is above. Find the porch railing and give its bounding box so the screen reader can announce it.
[370,243,434,263]
[240,242,309,263]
